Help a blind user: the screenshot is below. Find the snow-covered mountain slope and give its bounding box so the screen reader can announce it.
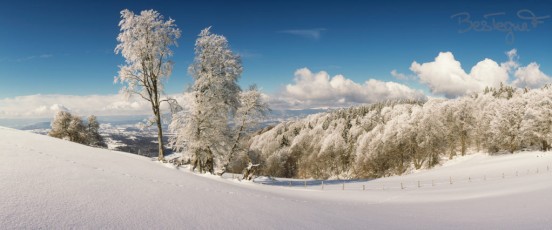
[1,126,552,229]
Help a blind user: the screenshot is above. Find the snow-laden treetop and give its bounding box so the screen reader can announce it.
[114,9,181,99]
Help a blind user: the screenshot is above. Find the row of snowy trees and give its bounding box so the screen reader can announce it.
[248,84,552,179]
[49,111,105,148]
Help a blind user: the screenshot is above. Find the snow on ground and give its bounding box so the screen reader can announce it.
[1,126,552,229]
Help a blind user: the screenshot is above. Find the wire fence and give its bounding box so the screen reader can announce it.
[247,165,552,191]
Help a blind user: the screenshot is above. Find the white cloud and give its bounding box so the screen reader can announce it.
[271,68,426,109]
[279,28,326,40]
[409,49,550,98]
[502,49,519,72]
[0,94,191,119]
[410,52,508,98]
[390,70,415,80]
[512,63,552,88]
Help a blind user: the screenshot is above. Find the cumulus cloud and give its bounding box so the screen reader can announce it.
[0,94,191,119]
[409,49,551,98]
[512,63,552,88]
[271,68,426,109]
[410,52,508,98]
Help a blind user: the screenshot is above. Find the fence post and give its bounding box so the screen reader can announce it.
[516,171,518,177]
[502,173,505,179]
[547,165,550,172]
[342,183,345,190]
[537,168,539,174]
[289,181,292,187]
[363,185,365,191]
[304,180,307,188]
[449,176,452,185]
[401,182,404,189]
[468,177,471,182]
[321,181,324,190]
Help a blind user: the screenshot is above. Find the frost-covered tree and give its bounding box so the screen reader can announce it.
[454,97,475,156]
[49,111,72,141]
[114,9,181,161]
[415,99,446,167]
[473,93,495,151]
[171,27,241,174]
[490,97,525,153]
[220,85,269,175]
[67,116,86,144]
[521,88,552,151]
[86,115,106,148]
[49,112,105,147]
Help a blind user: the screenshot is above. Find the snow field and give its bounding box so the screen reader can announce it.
[2,126,552,229]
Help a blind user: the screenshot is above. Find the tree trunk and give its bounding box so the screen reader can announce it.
[460,131,467,156]
[206,147,214,174]
[242,162,259,180]
[219,116,248,176]
[195,147,215,174]
[192,150,199,172]
[449,145,455,159]
[155,111,165,161]
[509,135,517,153]
[150,78,164,162]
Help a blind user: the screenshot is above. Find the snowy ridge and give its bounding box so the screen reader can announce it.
[1,127,552,229]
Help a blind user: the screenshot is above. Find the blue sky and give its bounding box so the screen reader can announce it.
[1,0,551,117]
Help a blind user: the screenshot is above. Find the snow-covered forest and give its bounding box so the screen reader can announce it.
[247,84,552,179]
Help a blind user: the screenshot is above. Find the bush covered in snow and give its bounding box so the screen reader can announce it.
[49,111,106,148]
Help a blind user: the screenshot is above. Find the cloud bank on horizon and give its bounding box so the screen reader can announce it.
[0,94,192,119]
[1,49,550,119]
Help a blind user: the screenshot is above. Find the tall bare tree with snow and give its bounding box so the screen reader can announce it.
[114,9,181,161]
